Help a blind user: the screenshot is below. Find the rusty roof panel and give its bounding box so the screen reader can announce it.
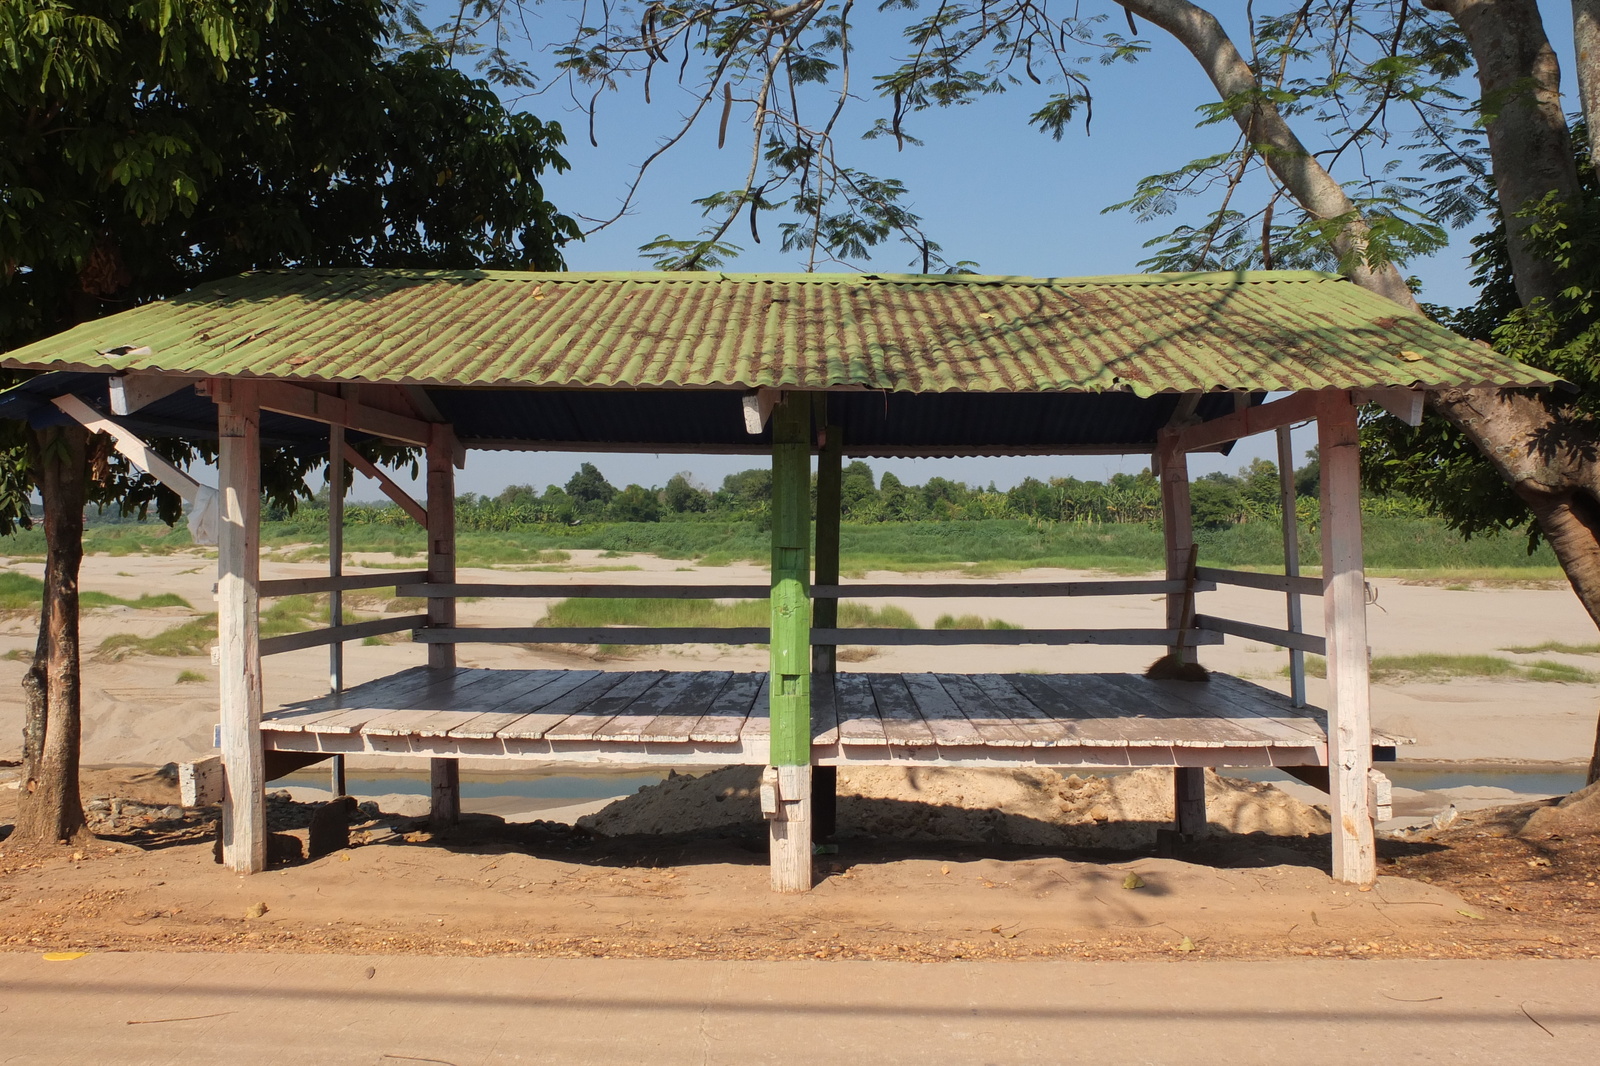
[0,269,1555,393]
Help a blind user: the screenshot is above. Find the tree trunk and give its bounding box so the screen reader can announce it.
[1129,0,1600,783]
[1574,0,1600,181]
[12,424,90,845]
[1425,0,1579,306]
[1116,0,1422,309]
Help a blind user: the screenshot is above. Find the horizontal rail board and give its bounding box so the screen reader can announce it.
[413,627,1224,647]
[397,580,1213,600]
[1195,567,1322,597]
[261,570,430,598]
[810,580,1213,598]
[414,627,772,645]
[261,614,430,656]
[810,628,1224,647]
[1195,614,1327,655]
[396,583,771,600]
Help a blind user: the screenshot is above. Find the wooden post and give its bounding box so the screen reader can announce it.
[1318,392,1376,885]
[1156,430,1194,662]
[217,381,266,874]
[1277,424,1307,708]
[328,417,347,797]
[426,422,459,830]
[812,418,841,676]
[769,392,813,892]
[1158,428,1206,833]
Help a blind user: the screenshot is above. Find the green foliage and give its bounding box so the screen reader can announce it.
[0,0,578,532]
[0,571,187,610]
[537,597,916,633]
[1296,652,1596,684]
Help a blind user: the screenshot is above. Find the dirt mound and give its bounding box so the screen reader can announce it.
[577,765,1329,848]
[1518,779,1600,839]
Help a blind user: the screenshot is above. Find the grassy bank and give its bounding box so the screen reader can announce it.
[0,514,1563,577]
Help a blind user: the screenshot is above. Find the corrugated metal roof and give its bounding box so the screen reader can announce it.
[0,268,1554,393]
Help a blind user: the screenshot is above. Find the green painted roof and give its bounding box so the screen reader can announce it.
[0,268,1554,394]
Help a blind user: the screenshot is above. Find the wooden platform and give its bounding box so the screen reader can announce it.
[263,668,1398,769]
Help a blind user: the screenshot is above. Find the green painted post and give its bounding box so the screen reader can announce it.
[768,392,812,767]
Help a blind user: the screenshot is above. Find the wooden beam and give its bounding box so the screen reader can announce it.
[393,579,1213,600]
[260,614,428,656]
[251,379,433,446]
[742,388,781,434]
[109,372,199,415]
[1174,767,1206,835]
[1193,614,1327,655]
[813,417,842,675]
[1319,391,1376,885]
[261,570,429,598]
[808,628,1223,646]
[768,392,812,892]
[1353,387,1424,426]
[396,582,771,599]
[1157,432,1194,662]
[216,381,266,874]
[1277,424,1309,708]
[426,422,459,828]
[51,395,202,502]
[1173,390,1325,453]
[328,411,346,799]
[342,442,427,527]
[1193,567,1321,597]
[414,626,773,644]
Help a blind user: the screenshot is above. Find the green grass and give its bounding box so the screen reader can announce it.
[1294,652,1596,684]
[1500,640,1600,655]
[176,669,207,684]
[537,597,917,631]
[933,613,1022,630]
[98,615,218,660]
[0,572,190,611]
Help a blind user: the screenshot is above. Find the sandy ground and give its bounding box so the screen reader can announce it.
[0,548,1595,775]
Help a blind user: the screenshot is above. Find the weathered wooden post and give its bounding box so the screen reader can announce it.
[328,413,347,797]
[1317,391,1376,884]
[1157,426,1206,835]
[1276,424,1307,707]
[426,422,460,830]
[217,380,266,873]
[811,415,842,842]
[768,392,813,891]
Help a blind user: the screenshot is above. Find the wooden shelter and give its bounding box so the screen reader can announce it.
[0,269,1555,889]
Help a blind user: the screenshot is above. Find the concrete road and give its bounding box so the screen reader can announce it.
[1,953,1595,1064]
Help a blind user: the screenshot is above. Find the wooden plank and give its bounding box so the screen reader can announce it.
[179,756,223,806]
[1174,390,1325,452]
[1091,674,1286,746]
[866,674,938,748]
[808,580,1211,598]
[1008,673,1173,746]
[355,671,548,738]
[809,673,839,744]
[1194,566,1322,597]
[1204,674,1329,742]
[808,628,1222,646]
[415,626,772,645]
[928,674,1035,747]
[1320,392,1376,884]
[634,671,739,744]
[450,670,604,739]
[216,380,265,873]
[109,372,200,415]
[260,614,427,656]
[1194,614,1327,656]
[739,674,775,743]
[964,674,1078,746]
[830,673,886,746]
[593,671,730,742]
[261,570,428,597]
[396,582,772,600]
[490,671,629,740]
[542,672,668,742]
[900,674,988,748]
[693,672,765,743]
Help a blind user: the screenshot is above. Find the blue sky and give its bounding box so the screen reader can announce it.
[364,1,1578,500]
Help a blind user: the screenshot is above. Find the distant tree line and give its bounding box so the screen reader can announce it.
[276,452,1429,532]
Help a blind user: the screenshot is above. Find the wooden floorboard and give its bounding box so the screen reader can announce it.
[262,667,1353,762]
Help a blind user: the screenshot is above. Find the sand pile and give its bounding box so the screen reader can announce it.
[1517,779,1600,839]
[577,765,1330,848]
